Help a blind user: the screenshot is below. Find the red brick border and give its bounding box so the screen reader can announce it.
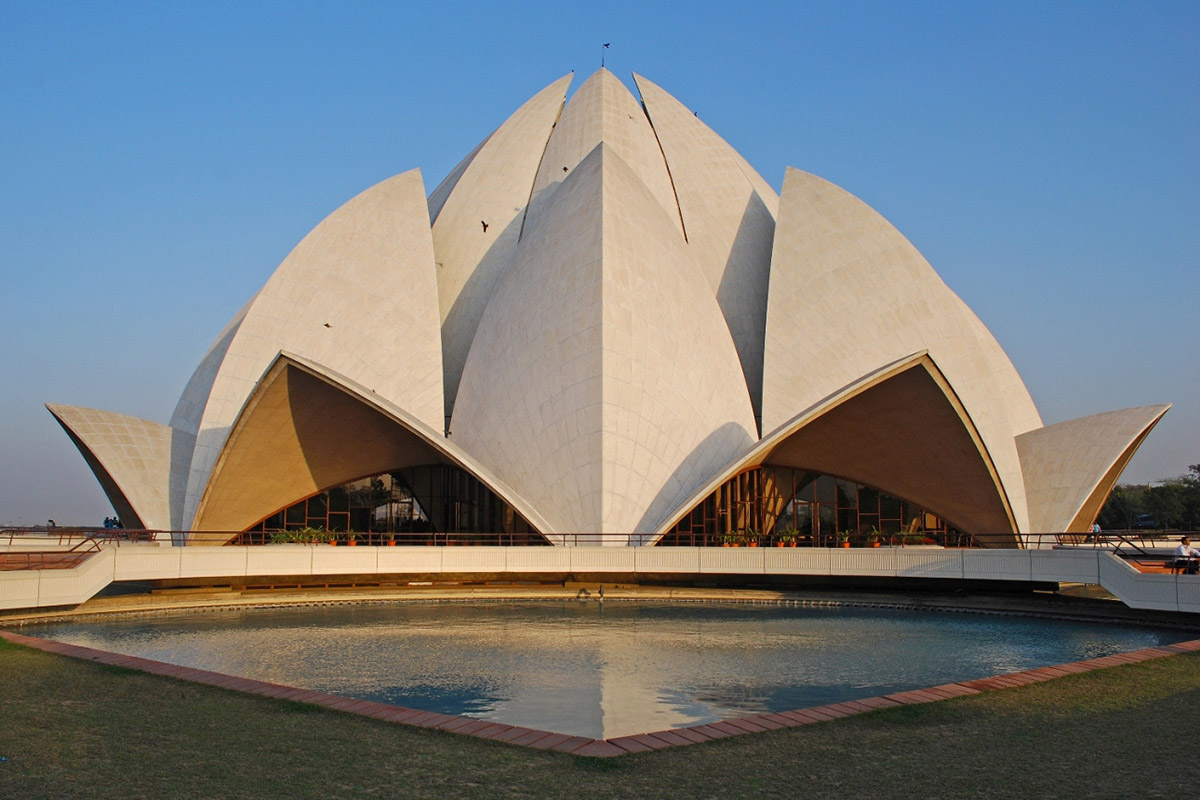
[3,629,1197,758]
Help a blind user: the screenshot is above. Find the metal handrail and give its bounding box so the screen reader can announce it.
[2,526,1195,551]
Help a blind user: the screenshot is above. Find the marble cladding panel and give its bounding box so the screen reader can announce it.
[829,548,899,576]
[441,547,507,573]
[506,548,573,573]
[1098,554,1181,611]
[961,550,1032,582]
[112,548,184,581]
[1177,577,1200,615]
[569,547,636,572]
[895,550,964,578]
[246,546,315,577]
[308,548,379,575]
[762,547,832,575]
[376,547,444,573]
[179,548,250,579]
[1030,549,1100,583]
[632,547,702,573]
[0,573,40,609]
[35,550,115,605]
[699,548,764,574]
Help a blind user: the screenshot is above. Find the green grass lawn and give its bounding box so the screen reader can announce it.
[2,635,1198,799]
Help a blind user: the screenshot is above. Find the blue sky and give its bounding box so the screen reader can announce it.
[1,1,1196,525]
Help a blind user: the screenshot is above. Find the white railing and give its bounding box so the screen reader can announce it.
[2,543,1197,615]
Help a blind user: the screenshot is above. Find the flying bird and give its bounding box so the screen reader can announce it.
[481,220,489,232]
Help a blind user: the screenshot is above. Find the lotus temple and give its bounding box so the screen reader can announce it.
[48,69,1169,549]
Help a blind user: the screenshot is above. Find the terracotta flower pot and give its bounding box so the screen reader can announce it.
[841,541,850,548]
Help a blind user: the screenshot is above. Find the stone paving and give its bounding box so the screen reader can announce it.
[3,628,1198,758]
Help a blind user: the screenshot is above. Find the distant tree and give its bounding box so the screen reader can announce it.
[1144,481,1186,529]
[1098,484,1142,530]
[1182,465,1200,530]
[1097,461,1200,531]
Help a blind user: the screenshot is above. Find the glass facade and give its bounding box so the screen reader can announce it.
[238,464,546,545]
[660,466,959,547]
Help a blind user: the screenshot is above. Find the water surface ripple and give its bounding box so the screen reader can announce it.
[28,601,1189,738]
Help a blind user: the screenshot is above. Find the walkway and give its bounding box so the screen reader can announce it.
[2,542,1198,614]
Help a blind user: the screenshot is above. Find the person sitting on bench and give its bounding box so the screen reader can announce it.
[1172,537,1200,574]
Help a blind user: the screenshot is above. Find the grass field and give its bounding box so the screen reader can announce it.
[2,634,1199,799]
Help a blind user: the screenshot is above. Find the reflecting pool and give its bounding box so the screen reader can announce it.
[27,601,1190,739]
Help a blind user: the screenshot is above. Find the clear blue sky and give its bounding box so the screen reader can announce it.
[1,1,1196,526]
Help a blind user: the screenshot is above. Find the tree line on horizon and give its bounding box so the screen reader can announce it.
[1098,463,1200,532]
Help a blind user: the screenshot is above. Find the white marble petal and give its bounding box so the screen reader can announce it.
[453,144,756,537]
[47,404,192,531]
[763,168,1043,531]
[1018,405,1170,533]
[527,69,683,240]
[432,74,573,422]
[182,169,444,528]
[634,73,777,427]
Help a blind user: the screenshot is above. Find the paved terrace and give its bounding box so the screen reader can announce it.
[2,539,1198,614]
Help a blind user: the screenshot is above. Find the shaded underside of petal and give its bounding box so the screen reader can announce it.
[183,169,444,528]
[763,168,1042,531]
[453,144,756,536]
[1017,404,1171,533]
[652,354,1015,541]
[432,73,572,423]
[47,403,191,531]
[764,357,1016,539]
[192,354,551,536]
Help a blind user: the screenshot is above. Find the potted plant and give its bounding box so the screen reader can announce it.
[838,530,851,548]
[272,526,330,545]
[866,528,882,548]
[346,532,358,547]
[776,528,799,547]
[745,528,760,547]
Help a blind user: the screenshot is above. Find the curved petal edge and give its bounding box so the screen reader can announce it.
[47,404,192,531]
[1017,404,1171,533]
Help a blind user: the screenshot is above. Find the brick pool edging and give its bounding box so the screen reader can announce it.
[3,629,1198,758]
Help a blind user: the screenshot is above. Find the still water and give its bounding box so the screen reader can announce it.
[27,601,1188,738]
